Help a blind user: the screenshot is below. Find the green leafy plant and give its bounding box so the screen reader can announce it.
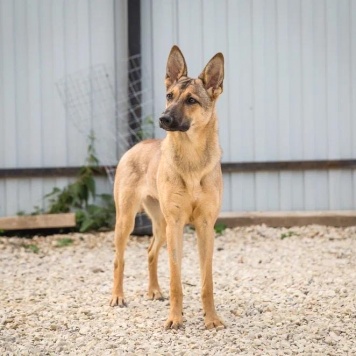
[43,132,116,232]
[76,194,115,232]
[45,132,99,214]
[214,222,227,235]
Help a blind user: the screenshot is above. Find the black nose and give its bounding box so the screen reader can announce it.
[159,115,173,127]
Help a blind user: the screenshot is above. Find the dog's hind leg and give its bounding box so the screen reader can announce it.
[143,197,166,301]
[195,219,225,329]
[110,190,140,307]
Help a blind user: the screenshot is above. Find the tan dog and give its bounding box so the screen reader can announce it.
[110,45,225,330]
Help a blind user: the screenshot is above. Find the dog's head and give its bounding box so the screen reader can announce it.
[159,46,224,132]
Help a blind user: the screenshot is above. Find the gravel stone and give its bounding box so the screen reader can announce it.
[0,226,355,354]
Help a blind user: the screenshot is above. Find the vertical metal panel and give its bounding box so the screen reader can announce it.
[1,0,355,215]
[206,1,230,162]
[150,0,177,140]
[27,1,44,210]
[140,0,153,141]
[302,0,329,210]
[279,172,305,211]
[276,0,291,161]
[50,0,68,167]
[352,0,356,209]
[0,2,7,215]
[227,0,254,163]
[1,1,19,216]
[142,0,356,212]
[231,173,256,211]
[0,0,126,216]
[1,0,17,167]
[222,174,231,212]
[90,0,116,166]
[177,0,203,72]
[43,1,70,209]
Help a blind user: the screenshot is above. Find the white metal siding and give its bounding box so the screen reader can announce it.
[0,0,127,216]
[141,0,356,212]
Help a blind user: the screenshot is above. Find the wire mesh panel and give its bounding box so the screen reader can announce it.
[56,55,154,167]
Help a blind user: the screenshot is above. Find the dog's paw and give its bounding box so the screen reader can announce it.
[204,314,225,330]
[147,289,165,301]
[164,315,183,330]
[110,295,127,308]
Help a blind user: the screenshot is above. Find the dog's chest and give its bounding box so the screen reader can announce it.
[182,174,205,201]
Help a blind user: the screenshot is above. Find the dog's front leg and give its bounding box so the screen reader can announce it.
[196,222,225,330]
[164,222,184,330]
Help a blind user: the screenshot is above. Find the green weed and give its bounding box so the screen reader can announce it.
[55,238,74,247]
[42,132,116,232]
[23,244,40,253]
[280,231,297,240]
[214,223,227,235]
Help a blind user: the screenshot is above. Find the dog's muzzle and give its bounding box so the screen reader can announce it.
[159,115,190,132]
[159,115,173,128]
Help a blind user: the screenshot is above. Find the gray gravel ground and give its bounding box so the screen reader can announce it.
[0,225,355,355]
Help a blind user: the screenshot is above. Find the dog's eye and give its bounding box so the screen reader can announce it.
[186,97,197,104]
[166,93,173,100]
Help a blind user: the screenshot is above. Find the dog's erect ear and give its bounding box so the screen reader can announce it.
[165,45,188,89]
[198,53,224,98]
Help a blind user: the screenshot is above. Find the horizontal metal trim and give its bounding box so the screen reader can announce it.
[1,159,356,178]
[217,210,356,228]
[0,167,106,178]
[221,159,356,172]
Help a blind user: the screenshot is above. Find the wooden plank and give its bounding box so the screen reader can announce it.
[0,213,76,231]
[217,211,356,228]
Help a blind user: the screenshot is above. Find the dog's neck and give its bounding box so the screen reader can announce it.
[161,110,221,174]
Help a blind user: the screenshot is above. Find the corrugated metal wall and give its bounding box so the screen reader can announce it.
[1,0,355,217]
[0,0,127,216]
[141,0,356,212]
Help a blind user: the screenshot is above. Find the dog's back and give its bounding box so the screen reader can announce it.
[114,139,162,208]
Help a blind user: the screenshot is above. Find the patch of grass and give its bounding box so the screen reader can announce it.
[214,223,227,235]
[55,238,74,247]
[23,244,40,254]
[280,231,297,240]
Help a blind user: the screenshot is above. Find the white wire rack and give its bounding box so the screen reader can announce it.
[56,55,154,168]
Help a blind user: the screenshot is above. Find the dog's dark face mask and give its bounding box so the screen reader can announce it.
[159,94,191,132]
[159,113,190,132]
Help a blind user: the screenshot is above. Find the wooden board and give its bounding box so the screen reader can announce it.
[0,213,76,231]
[217,211,356,228]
